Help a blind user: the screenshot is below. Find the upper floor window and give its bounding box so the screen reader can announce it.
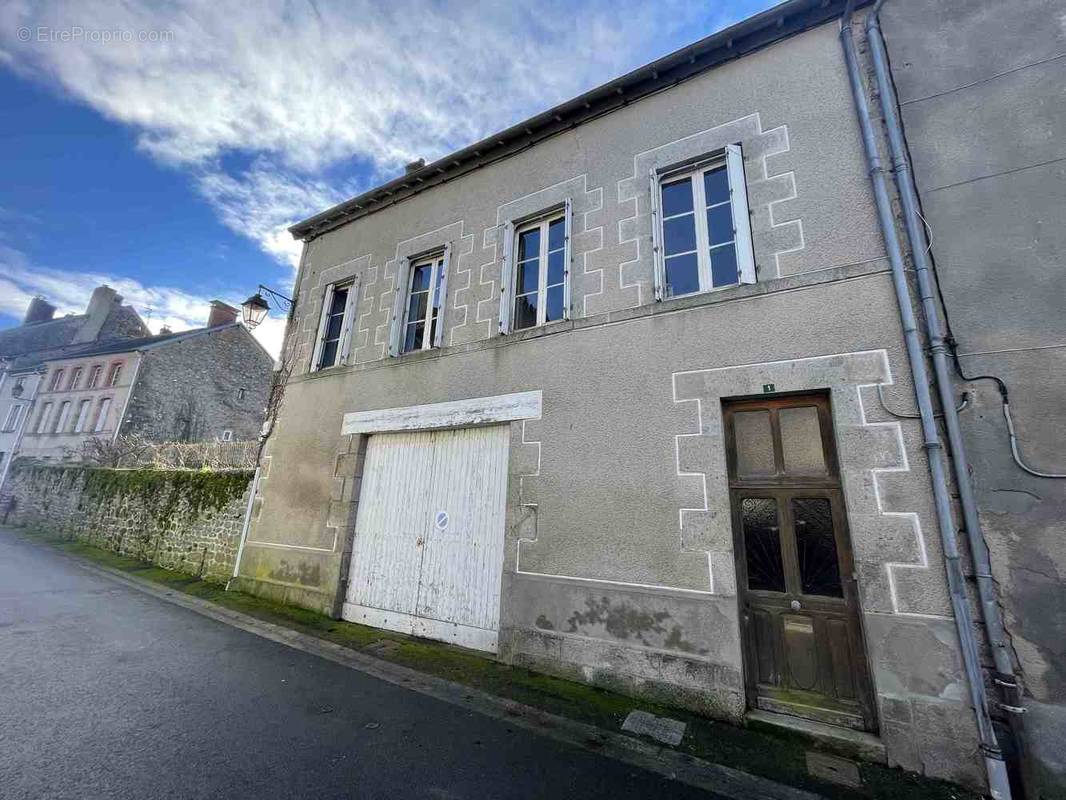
[13,377,25,392]
[652,144,755,300]
[312,280,358,371]
[2,403,24,432]
[68,367,83,390]
[107,362,123,387]
[86,364,103,389]
[499,202,571,335]
[48,369,64,392]
[512,213,568,330]
[35,402,53,434]
[388,246,451,357]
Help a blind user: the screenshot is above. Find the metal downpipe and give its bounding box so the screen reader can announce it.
[839,8,1011,799]
[864,9,1028,795]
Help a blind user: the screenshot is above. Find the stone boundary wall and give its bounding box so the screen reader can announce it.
[1,463,253,583]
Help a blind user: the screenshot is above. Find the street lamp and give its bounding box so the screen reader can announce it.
[240,285,293,329]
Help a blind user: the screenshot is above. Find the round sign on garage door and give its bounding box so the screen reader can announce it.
[435,510,449,531]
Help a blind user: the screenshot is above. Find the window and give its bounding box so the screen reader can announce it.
[35,402,53,434]
[651,144,755,300]
[388,246,451,356]
[512,213,568,330]
[93,398,112,432]
[86,364,103,389]
[2,404,24,432]
[312,279,359,370]
[236,387,245,401]
[73,400,93,433]
[13,377,25,393]
[48,369,64,392]
[220,429,234,442]
[107,362,123,387]
[68,367,83,390]
[498,202,571,335]
[54,401,72,433]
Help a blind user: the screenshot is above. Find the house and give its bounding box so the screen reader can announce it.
[0,285,149,480]
[230,0,1049,794]
[12,301,273,463]
[879,1,1066,796]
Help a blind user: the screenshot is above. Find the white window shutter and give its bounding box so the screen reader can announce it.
[726,143,756,284]
[310,284,334,371]
[338,277,360,364]
[388,257,410,357]
[433,244,451,348]
[649,169,666,301]
[498,221,514,335]
[562,198,573,320]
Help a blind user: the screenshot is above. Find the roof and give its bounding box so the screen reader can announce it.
[0,315,87,361]
[37,323,242,361]
[290,0,865,241]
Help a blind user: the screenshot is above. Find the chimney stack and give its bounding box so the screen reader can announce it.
[23,296,57,325]
[207,300,238,328]
[72,285,122,343]
[405,158,426,175]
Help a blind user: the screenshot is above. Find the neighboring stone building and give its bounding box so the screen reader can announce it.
[880,2,1066,796]
[228,0,1051,796]
[0,286,149,485]
[15,301,272,462]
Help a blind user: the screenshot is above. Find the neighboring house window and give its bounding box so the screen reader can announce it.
[93,398,112,433]
[86,365,103,389]
[54,401,72,433]
[651,144,755,300]
[48,369,64,392]
[107,362,123,387]
[220,429,233,442]
[512,212,568,330]
[73,400,93,433]
[388,245,452,357]
[236,387,245,401]
[68,367,83,390]
[13,377,25,393]
[2,404,24,432]
[312,279,359,371]
[35,402,53,434]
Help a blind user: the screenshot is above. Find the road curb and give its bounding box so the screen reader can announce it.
[38,538,824,800]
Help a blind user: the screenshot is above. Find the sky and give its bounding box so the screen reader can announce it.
[0,0,779,357]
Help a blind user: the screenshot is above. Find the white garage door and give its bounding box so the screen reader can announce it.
[341,424,510,652]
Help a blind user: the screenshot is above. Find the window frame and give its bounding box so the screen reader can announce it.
[388,244,452,357]
[86,364,103,389]
[93,397,112,433]
[311,277,360,372]
[510,211,570,332]
[220,429,234,442]
[499,200,572,335]
[107,362,124,387]
[48,369,64,392]
[54,400,72,433]
[73,399,93,433]
[35,402,53,434]
[3,403,24,432]
[651,143,755,301]
[68,366,83,390]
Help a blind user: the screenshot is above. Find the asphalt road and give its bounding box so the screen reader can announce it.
[0,529,721,800]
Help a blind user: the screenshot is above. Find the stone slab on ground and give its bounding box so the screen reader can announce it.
[623,709,687,746]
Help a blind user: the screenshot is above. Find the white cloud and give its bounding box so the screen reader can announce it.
[0,244,284,357]
[0,0,734,267]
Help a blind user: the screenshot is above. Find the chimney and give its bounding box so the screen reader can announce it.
[405,158,425,175]
[23,296,56,325]
[207,300,238,328]
[159,324,173,335]
[71,285,121,343]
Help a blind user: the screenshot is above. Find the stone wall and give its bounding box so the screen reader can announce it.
[1,463,253,583]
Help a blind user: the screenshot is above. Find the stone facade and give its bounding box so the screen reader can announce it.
[2,464,253,584]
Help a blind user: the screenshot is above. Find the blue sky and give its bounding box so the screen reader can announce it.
[0,0,777,356]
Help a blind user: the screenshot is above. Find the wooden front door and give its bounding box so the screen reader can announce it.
[724,393,877,732]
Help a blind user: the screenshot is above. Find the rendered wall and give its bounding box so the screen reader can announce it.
[236,20,987,789]
[881,1,1066,794]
